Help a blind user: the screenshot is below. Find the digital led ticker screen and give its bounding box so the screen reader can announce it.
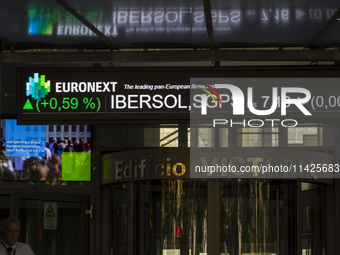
[18,67,192,124]
[18,67,340,124]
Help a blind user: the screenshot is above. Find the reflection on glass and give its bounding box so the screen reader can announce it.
[190,126,215,148]
[301,182,325,255]
[136,180,207,255]
[160,128,178,147]
[100,125,191,148]
[238,127,278,147]
[220,180,291,255]
[219,128,228,147]
[198,128,214,147]
[111,183,129,255]
[288,126,322,146]
[159,127,190,147]
[28,9,53,35]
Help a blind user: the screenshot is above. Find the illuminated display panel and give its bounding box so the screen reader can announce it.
[18,67,194,124]
[5,119,45,157]
[0,119,92,182]
[18,67,340,125]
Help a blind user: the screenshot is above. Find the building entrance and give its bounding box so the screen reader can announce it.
[2,191,90,255]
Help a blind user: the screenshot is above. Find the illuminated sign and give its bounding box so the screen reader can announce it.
[101,148,189,183]
[18,67,192,124]
[18,68,340,124]
[102,147,337,182]
[26,73,51,100]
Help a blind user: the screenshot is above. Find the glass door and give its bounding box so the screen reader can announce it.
[299,182,325,255]
[11,191,90,255]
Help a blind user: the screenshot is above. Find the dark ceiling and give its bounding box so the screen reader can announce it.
[0,0,340,62]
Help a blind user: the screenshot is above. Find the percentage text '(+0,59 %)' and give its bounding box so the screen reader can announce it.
[36,97,101,112]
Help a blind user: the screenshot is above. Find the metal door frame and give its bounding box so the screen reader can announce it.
[11,190,90,255]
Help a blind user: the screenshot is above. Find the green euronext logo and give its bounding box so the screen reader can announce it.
[26,73,51,101]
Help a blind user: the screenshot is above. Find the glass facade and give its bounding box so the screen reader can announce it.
[135,180,207,255]
[238,127,279,147]
[1,65,340,255]
[110,180,208,255]
[111,183,130,255]
[301,182,325,255]
[102,123,333,255]
[220,180,292,255]
[108,179,329,255]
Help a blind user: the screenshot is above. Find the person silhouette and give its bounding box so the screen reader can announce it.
[0,217,35,255]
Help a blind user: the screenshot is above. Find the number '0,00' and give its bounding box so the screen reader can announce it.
[328,96,340,108]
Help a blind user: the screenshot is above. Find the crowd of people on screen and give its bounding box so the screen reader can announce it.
[0,138,91,182]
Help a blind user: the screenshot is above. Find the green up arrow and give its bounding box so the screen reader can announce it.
[23,99,34,110]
